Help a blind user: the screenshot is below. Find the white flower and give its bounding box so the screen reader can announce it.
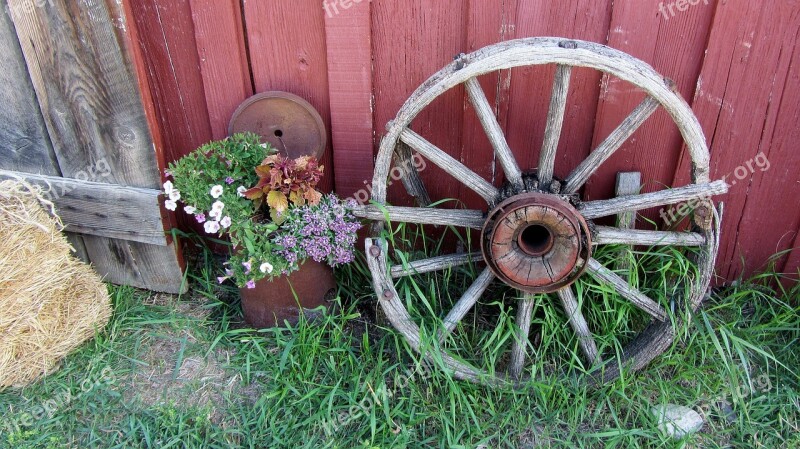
[210,185,224,198]
[260,143,268,149]
[204,220,221,234]
[220,216,232,229]
[164,200,177,211]
[259,262,273,274]
[163,180,174,195]
[211,201,225,213]
[237,186,247,197]
[169,190,181,201]
[208,208,220,219]
[183,206,196,215]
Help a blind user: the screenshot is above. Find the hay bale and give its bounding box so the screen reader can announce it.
[0,180,111,389]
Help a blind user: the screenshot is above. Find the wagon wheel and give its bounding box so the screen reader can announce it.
[355,38,726,386]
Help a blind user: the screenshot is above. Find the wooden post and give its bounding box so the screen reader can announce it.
[615,172,641,280]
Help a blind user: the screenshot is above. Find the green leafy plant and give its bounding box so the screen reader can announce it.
[162,132,360,288]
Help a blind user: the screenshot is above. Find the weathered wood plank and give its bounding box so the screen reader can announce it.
[465,77,523,190]
[400,129,498,204]
[504,0,612,181]
[324,1,375,200]
[580,181,727,219]
[0,170,167,246]
[508,294,535,379]
[614,172,640,279]
[538,64,572,186]
[671,1,800,280]
[564,97,659,194]
[0,5,89,262]
[439,268,495,338]
[586,258,667,321]
[557,287,600,364]
[391,252,482,279]
[9,0,185,293]
[353,205,485,230]
[593,226,705,247]
[189,0,253,140]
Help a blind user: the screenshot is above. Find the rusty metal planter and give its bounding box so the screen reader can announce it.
[239,260,336,328]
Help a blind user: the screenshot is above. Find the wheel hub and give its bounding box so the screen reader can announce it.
[481,192,592,293]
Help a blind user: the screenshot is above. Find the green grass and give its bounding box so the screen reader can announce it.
[0,230,798,448]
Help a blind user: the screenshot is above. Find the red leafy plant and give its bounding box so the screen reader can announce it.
[243,154,324,222]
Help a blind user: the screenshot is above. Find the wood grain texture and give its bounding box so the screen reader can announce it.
[128,0,213,163]
[439,268,495,337]
[580,181,727,219]
[585,0,716,211]
[504,0,613,180]
[324,0,374,199]
[391,252,482,279]
[352,205,485,229]
[0,7,91,261]
[538,64,572,186]
[557,287,600,364]
[371,0,467,206]
[593,226,705,247]
[9,0,185,293]
[673,0,800,280]
[243,0,333,193]
[400,128,498,204]
[614,171,641,278]
[0,170,167,246]
[189,0,253,140]
[586,258,667,321]
[508,294,535,379]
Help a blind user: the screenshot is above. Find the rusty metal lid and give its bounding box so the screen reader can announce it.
[228,91,327,160]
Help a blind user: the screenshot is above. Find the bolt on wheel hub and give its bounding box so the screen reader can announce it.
[481,192,592,293]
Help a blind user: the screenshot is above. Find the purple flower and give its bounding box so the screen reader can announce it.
[246,280,256,289]
[225,176,235,185]
[217,276,228,284]
[195,213,206,223]
[242,261,252,274]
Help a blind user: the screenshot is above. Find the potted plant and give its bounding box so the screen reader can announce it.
[162,132,361,327]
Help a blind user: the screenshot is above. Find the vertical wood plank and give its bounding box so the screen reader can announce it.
[8,0,185,293]
[505,0,613,183]
[584,0,716,217]
[242,0,334,193]
[615,171,641,280]
[189,0,253,141]
[128,0,213,163]
[0,4,89,261]
[323,0,374,199]
[372,0,468,206]
[674,0,800,280]
[458,0,514,208]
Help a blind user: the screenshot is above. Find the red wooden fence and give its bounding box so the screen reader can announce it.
[126,0,800,283]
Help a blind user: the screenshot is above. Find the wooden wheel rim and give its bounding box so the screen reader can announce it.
[360,37,724,386]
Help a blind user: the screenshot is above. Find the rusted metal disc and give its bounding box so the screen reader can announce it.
[228,91,327,160]
[481,193,592,293]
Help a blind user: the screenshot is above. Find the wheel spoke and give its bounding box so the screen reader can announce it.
[538,64,572,186]
[593,226,706,247]
[439,268,495,339]
[557,287,601,364]
[564,96,660,193]
[400,129,498,204]
[586,258,667,321]
[464,77,524,190]
[352,205,485,229]
[391,252,482,278]
[579,180,728,219]
[509,293,536,380]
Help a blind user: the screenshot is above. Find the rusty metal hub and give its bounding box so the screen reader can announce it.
[481,192,592,293]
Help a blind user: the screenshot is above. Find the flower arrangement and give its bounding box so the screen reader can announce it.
[162,132,361,288]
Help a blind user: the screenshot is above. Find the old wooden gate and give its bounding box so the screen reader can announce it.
[0,0,184,293]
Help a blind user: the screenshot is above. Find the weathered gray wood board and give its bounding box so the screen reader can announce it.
[3,0,184,293]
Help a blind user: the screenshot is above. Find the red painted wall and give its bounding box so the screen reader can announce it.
[126,0,800,283]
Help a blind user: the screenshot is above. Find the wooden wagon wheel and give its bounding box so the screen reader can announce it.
[354,38,727,386]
